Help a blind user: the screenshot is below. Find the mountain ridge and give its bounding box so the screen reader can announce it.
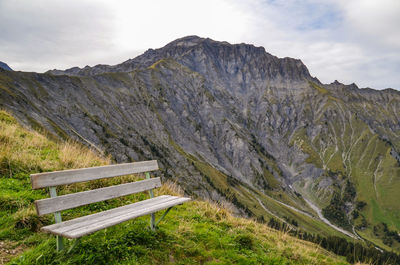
[47,35,399,92]
[48,36,314,83]
[0,61,12,71]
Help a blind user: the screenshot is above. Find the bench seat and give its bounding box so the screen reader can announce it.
[42,195,190,239]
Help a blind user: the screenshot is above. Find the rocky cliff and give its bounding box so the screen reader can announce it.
[1,36,399,252]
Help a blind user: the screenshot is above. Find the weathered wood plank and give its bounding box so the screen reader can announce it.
[41,195,171,231]
[31,160,159,189]
[35,178,162,216]
[42,196,191,238]
[66,197,190,238]
[44,196,176,234]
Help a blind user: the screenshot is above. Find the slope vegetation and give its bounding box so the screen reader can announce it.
[0,110,350,264]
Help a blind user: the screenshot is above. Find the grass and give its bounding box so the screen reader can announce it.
[287,98,400,253]
[346,123,400,252]
[289,128,323,168]
[309,82,330,95]
[254,191,341,238]
[7,192,349,265]
[148,59,168,70]
[0,110,349,264]
[168,135,345,238]
[169,128,359,244]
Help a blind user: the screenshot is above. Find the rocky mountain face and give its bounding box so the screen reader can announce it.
[1,36,400,251]
[0,61,12,71]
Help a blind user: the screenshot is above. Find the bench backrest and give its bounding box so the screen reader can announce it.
[31,160,160,216]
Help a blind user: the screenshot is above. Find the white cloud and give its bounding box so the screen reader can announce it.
[233,0,400,89]
[107,0,248,50]
[0,0,115,71]
[0,0,399,89]
[337,0,400,48]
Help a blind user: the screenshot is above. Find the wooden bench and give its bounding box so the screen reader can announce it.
[31,160,190,251]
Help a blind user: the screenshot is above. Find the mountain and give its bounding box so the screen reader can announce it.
[1,36,399,252]
[3,109,386,265]
[0,61,12,71]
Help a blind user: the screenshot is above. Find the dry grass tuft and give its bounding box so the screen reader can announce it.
[157,180,184,197]
[198,199,231,220]
[58,140,110,169]
[13,207,49,232]
[0,110,110,180]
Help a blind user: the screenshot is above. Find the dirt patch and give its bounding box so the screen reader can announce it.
[0,241,26,265]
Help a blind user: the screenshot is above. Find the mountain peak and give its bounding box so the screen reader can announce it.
[166,35,267,54]
[166,35,235,48]
[168,35,204,44]
[47,36,312,84]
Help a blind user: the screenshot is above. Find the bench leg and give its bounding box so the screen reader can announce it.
[154,207,173,228]
[150,213,156,230]
[56,235,64,251]
[49,187,65,252]
[145,172,156,230]
[67,238,81,254]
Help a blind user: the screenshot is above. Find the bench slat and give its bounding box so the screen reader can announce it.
[42,195,191,238]
[31,160,159,189]
[35,178,162,216]
[66,197,190,238]
[43,195,175,234]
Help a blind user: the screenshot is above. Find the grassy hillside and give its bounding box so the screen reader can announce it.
[168,136,345,240]
[290,92,400,253]
[0,110,350,264]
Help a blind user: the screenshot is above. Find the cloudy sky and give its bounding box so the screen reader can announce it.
[1,0,399,89]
